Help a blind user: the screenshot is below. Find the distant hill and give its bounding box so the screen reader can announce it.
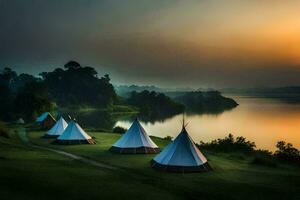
[221,86,300,96]
[221,87,300,103]
[115,85,163,97]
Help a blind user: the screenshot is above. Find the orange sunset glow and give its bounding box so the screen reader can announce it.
[1,0,300,87]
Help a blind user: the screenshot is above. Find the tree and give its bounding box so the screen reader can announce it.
[64,60,81,69]
[10,73,38,92]
[0,68,17,120]
[0,62,118,121]
[41,61,117,107]
[14,81,55,120]
[0,67,17,88]
[275,141,300,162]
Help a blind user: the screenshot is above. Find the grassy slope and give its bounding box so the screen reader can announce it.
[1,125,300,200]
[0,130,179,200]
[26,130,300,200]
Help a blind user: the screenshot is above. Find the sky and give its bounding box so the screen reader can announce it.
[1,0,300,88]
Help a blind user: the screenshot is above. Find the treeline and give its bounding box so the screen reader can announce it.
[198,134,255,153]
[0,61,117,121]
[0,61,184,122]
[0,68,55,121]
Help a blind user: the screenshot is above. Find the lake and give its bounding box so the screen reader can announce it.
[115,96,300,151]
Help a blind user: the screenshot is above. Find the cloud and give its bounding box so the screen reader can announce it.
[1,0,300,87]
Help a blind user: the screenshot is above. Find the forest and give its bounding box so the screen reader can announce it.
[0,61,116,121]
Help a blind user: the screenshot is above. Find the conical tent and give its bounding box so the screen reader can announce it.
[36,112,56,130]
[53,121,95,144]
[151,126,211,172]
[36,112,51,122]
[43,117,68,138]
[110,119,160,154]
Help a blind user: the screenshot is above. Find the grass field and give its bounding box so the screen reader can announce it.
[1,127,300,200]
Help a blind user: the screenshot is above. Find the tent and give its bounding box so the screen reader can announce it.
[36,112,56,130]
[110,118,160,154]
[43,117,68,138]
[151,126,211,172]
[53,121,95,144]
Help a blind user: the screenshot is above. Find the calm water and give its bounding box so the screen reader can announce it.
[115,97,300,151]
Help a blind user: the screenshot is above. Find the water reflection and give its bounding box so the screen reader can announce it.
[56,107,232,131]
[134,113,181,124]
[116,97,300,151]
[123,106,236,124]
[118,110,232,125]
[185,106,236,116]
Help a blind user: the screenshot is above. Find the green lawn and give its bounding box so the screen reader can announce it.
[1,128,300,200]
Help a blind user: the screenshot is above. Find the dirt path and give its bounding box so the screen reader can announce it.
[17,128,117,170]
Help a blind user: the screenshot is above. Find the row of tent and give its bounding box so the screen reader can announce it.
[37,112,95,144]
[37,112,211,173]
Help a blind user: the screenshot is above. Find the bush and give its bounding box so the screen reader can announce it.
[113,126,127,134]
[274,141,300,162]
[251,156,277,168]
[198,134,256,153]
[251,150,277,168]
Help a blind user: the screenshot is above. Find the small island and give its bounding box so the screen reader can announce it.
[174,91,238,114]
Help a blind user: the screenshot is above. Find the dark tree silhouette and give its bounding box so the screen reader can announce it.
[40,61,117,107]
[64,60,81,69]
[275,141,300,162]
[0,68,54,121]
[0,67,17,88]
[14,81,54,120]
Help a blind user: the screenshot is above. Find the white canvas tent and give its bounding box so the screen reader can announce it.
[151,126,211,172]
[53,121,95,144]
[110,118,160,154]
[43,117,68,138]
